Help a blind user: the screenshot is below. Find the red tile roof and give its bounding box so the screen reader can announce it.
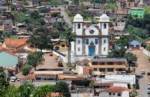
[4,38,28,48]
[106,86,128,93]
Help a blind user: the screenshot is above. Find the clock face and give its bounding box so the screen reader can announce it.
[89,29,94,34]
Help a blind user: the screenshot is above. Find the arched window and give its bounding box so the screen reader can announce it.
[95,39,98,44]
[78,40,80,44]
[104,23,107,29]
[77,23,80,29]
[86,39,89,44]
[103,39,106,43]
[78,48,80,51]
[103,47,106,51]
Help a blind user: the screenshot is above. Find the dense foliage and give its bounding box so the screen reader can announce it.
[0,73,71,97]
[126,14,150,41]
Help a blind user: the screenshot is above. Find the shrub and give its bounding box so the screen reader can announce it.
[22,64,32,75]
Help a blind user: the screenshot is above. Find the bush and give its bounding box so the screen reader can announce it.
[22,64,32,75]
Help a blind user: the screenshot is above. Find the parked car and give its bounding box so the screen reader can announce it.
[10,76,17,82]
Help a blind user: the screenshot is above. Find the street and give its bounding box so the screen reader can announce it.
[131,49,150,97]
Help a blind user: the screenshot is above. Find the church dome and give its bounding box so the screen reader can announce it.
[99,14,110,22]
[73,14,83,22]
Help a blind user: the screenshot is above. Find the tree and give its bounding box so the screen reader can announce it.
[108,48,126,58]
[29,26,53,50]
[54,81,70,97]
[73,0,80,5]
[27,52,43,70]
[146,45,150,51]
[0,67,9,97]
[22,64,32,75]
[30,11,40,20]
[18,82,34,97]
[124,52,137,72]
[63,28,75,65]
[32,85,55,97]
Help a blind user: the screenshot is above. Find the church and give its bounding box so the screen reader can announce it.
[71,13,110,58]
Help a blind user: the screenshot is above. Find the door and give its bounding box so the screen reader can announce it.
[88,42,95,56]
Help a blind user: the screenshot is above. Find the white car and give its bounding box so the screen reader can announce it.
[10,76,17,82]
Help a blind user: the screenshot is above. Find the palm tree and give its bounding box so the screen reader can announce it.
[63,28,75,66]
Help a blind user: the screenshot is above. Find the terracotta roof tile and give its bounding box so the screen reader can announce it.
[106,86,128,93]
[4,38,28,48]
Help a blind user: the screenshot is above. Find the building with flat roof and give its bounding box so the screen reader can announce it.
[90,58,128,76]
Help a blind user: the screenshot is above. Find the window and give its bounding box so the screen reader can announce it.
[104,23,107,29]
[103,39,106,43]
[95,39,98,44]
[103,47,106,51]
[117,93,121,96]
[86,39,89,44]
[78,40,80,44]
[99,68,105,72]
[109,93,112,95]
[107,68,114,72]
[94,68,97,71]
[107,62,113,65]
[92,62,98,65]
[78,48,80,51]
[77,23,80,29]
[90,30,94,34]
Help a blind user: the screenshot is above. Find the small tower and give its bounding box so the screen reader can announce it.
[99,14,110,56]
[72,14,84,56]
[73,14,83,35]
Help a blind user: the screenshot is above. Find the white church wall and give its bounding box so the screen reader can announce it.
[85,26,99,36]
[75,23,83,36]
[76,38,83,55]
[101,23,109,36]
[72,13,110,57]
[71,42,75,53]
[101,38,109,55]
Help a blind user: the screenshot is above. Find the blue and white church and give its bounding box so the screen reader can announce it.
[71,13,110,59]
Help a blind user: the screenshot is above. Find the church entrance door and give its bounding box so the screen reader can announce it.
[88,42,95,56]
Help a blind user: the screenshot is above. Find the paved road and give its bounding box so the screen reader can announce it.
[60,6,72,28]
[36,53,58,69]
[131,50,150,97]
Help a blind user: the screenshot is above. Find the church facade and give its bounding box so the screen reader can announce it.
[71,13,110,58]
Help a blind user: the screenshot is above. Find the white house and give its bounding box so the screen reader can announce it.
[96,75,136,85]
[71,13,110,59]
